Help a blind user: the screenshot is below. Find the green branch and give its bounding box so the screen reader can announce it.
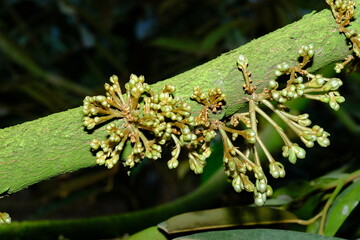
[0,6,357,196]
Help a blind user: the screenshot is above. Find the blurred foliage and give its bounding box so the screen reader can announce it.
[0,0,360,239]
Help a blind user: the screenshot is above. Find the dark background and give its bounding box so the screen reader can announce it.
[0,0,359,237]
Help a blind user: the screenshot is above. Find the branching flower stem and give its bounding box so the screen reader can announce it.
[248,99,261,166]
[327,0,360,58]
[255,106,293,147]
[303,94,324,101]
[261,99,305,140]
[234,148,256,169]
[261,100,299,132]
[220,125,252,138]
[254,135,276,164]
[219,128,254,168]
[138,131,150,148]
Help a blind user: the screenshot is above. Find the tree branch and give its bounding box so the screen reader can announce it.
[0,7,356,196]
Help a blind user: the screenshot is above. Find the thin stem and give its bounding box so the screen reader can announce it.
[138,130,150,147]
[108,90,127,111]
[255,106,293,147]
[340,55,354,67]
[279,111,302,121]
[303,94,327,102]
[318,181,345,235]
[298,55,311,69]
[255,135,276,164]
[218,127,234,159]
[303,88,325,94]
[220,125,249,137]
[286,68,296,88]
[261,99,304,137]
[248,99,262,166]
[219,127,255,169]
[93,107,123,118]
[241,66,254,94]
[252,145,261,166]
[320,169,360,191]
[89,115,117,128]
[249,99,258,134]
[115,86,127,106]
[117,127,130,151]
[234,148,256,169]
[294,212,323,225]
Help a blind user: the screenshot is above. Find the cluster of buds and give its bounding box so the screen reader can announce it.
[261,100,331,150]
[260,46,337,164]
[84,74,197,170]
[268,44,345,111]
[190,86,226,125]
[186,86,227,173]
[281,144,306,164]
[83,42,345,207]
[230,44,345,205]
[83,74,228,175]
[219,127,273,206]
[303,74,344,111]
[237,54,256,94]
[327,0,355,27]
[327,0,360,60]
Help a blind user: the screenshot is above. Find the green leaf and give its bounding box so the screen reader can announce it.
[127,226,167,240]
[158,206,300,234]
[272,166,352,204]
[323,180,360,236]
[272,180,313,201]
[295,192,324,220]
[306,218,321,235]
[173,229,345,240]
[311,166,350,190]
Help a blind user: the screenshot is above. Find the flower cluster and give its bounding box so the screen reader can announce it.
[268,44,345,111]
[190,86,226,125]
[83,74,227,174]
[84,74,192,169]
[219,126,273,206]
[83,47,345,207]
[263,45,339,155]
[186,86,226,173]
[227,45,345,205]
[327,0,360,70]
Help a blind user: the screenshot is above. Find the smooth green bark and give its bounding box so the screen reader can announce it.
[0,7,357,196]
